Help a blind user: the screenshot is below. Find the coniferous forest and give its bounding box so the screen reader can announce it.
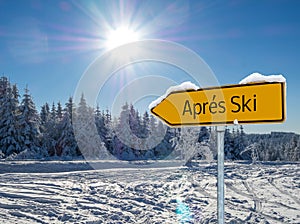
[0,76,299,162]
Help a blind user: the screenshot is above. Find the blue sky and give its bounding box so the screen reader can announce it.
[0,0,299,134]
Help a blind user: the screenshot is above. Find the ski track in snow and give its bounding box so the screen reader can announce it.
[0,161,299,224]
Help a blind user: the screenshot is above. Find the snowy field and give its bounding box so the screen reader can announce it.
[0,160,299,224]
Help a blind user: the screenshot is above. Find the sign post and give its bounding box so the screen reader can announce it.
[217,126,225,224]
[150,81,286,223]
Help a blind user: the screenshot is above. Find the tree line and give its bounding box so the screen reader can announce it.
[0,76,299,161]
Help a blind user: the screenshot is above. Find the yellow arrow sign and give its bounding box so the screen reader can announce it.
[151,82,286,126]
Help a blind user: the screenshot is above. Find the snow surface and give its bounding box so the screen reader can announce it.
[149,81,199,110]
[239,72,286,84]
[0,160,299,224]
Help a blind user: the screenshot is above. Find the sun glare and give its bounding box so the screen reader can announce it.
[105,26,140,50]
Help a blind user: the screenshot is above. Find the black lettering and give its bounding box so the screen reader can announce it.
[218,101,226,113]
[231,96,240,113]
[242,95,251,112]
[182,100,192,116]
[209,101,217,114]
[193,103,202,119]
[203,102,208,114]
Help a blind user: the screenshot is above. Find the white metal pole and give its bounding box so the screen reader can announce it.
[216,126,225,224]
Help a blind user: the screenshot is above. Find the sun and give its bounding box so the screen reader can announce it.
[104,26,141,50]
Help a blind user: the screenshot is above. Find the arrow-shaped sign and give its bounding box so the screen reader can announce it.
[151,82,286,126]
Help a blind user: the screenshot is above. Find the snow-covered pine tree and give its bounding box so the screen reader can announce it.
[139,114,170,160]
[149,115,157,135]
[104,108,111,124]
[40,103,50,126]
[198,126,210,143]
[238,125,248,158]
[141,112,156,159]
[66,97,74,122]
[57,102,78,158]
[17,87,45,159]
[73,94,107,159]
[40,102,59,156]
[174,127,213,165]
[232,127,240,159]
[113,102,135,160]
[0,82,21,156]
[93,105,113,159]
[56,101,63,121]
[191,127,210,160]
[95,105,108,143]
[224,127,234,159]
[104,111,115,157]
[50,102,56,121]
[132,109,144,158]
[233,125,247,160]
[52,101,66,156]
[153,121,174,159]
[129,104,137,136]
[0,76,9,96]
[142,111,150,138]
[73,94,89,156]
[12,84,19,101]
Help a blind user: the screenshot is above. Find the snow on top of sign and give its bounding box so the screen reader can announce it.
[148,81,199,110]
[239,72,286,84]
